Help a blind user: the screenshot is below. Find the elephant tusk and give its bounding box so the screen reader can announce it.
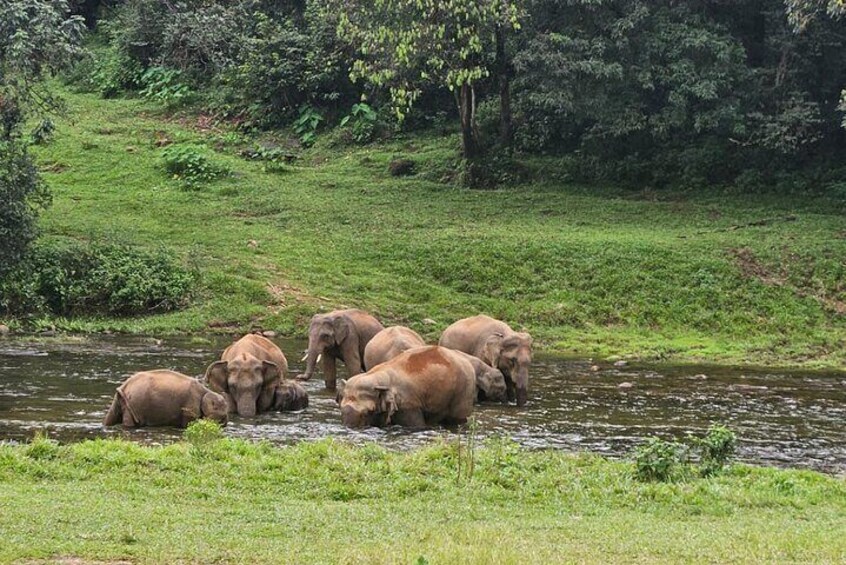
[300,353,308,362]
[316,354,322,364]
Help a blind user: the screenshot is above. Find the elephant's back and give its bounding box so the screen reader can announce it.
[223,334,288,374]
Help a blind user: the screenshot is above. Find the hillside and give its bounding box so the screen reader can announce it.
[21,88,846,367]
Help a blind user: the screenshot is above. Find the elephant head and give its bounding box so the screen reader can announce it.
[337,379,396,428]
[476,365,508,403]
[205,356,280,417]
[273,382,309,411]
[300,312,358,380]
[200,391,230,424]
[483,331,533,406]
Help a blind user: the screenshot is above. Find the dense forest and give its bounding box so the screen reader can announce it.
[55,0,846,191]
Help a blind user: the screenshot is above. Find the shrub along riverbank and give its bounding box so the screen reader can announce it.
[2,88,846,368]
[0,434,844,563]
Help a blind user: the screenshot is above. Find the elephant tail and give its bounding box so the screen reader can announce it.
[103,393,122,426]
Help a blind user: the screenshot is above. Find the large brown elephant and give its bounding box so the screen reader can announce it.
[337,346,475,429]
[103,370,229,428]
[439,315,533,406]
[299,309,384,389]
[272,381,309,411]
[363,326,426,370]
[204,334,288,417]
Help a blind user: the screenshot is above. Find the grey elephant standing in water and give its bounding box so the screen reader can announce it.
[272,381,309,411]
[439,315,533,406]
[103,370,229,428]
[299,309,384,389]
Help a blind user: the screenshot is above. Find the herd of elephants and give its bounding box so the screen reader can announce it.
[104,310,534,430]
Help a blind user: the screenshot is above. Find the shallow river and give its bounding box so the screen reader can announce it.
[1,335,844,473]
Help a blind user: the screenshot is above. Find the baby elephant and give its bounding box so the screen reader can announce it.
[451,350,508,403]
[337,346,476,429]
[273,381,309,411]
[103,370,229,428]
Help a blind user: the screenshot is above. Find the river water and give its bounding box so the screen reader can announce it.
[1,335,844,473]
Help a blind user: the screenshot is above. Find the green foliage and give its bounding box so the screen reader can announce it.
[162,144,230,186]
[0,238,196,317]
[635,425,738,482]
[30,119,56,145]
[184,419,224,450]
[340,102,378,143]
[634,437,690,482]
[139,66,192,107]
[691,425,738,477]
[0,135,51,279]
[293,105,324,146]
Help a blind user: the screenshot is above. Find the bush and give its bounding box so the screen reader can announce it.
[692,425,737,477]
[184,419,224,447]
[139,66,193,107]
[0,238,196,317]
[162,144,230,187]
[340,103,379,144]
[633,437,690,482]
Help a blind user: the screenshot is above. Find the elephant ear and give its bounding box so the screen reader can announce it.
[262,361,280,384]
[482,332,504,367]
[374,385,396,425]
[205,361,229,393]
[333,315,351,344]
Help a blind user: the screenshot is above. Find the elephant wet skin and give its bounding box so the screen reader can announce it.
[299,309,384,390]
[439,315,533,406]
[103,370,229,428]
[272,381,309,411]
[337,346,476,429]
[205,333,288,417]
[363,325,426,370]
[450,349,508,403]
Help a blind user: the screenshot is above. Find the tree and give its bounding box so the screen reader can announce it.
[331,0,522,160]
[0,1,84,278]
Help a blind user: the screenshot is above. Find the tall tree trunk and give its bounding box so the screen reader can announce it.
[458,83,480,160]
[496,25,513,148]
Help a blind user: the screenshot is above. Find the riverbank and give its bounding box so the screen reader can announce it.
[6,88,845,368]
[0,436,843,563]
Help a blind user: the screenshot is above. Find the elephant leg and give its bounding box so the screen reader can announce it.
[392,409,426,430]
[341,341,364,378]
[121,400,137,428]
[322,354,337,390]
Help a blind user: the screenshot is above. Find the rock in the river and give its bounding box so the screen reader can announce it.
[422,318,437,326]
[262,330,278,338]
[0,324,9,336]
[692,374,708,380]
[590,365,601,372]
[613,360,628,368]
[618,382,634,389]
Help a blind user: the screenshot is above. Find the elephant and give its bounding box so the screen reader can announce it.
[337,345,476,429]
[450,349,508,403]
[363,325,426,370]
[204,333,288,417]
[439,315,533,406]
[299,309,384,390]
[103,370,229,428]
[273,381,309,411]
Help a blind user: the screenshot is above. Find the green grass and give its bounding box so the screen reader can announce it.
[0,435,844,563]
[14,87,846,367]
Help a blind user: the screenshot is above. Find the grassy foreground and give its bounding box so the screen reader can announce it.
[17,87,846,366]
[0,436,844,564]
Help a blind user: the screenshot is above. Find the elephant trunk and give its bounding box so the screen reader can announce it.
[300,347,319,381]
[515,366,529,407]
[236,394,258,417]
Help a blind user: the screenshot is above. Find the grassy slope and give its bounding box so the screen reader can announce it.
[0,438,844,564]
[20,88,846,367]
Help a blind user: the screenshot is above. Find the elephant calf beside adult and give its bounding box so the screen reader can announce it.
[337,346,476,429]
[439,315,533,406]
[299,309,384,389]
[104,370,229,428]
[205,334,288,417]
